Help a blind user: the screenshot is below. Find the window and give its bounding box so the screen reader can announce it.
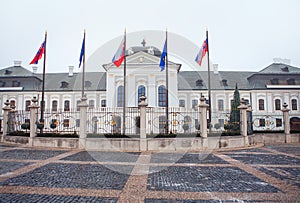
[276,118,282,127]
[101,100,106,107]
[52,100,58,111]
[217,99,224,111]
[179,99,185,107]
[287,78,295,85]
[258,99,264,110]
[218,119,224,128]
[137,85,146,104]
[25,100,31,111]
[192,99,198,108]
[10,100,16,108]
[275,99,281,110]
[117,86,124,107]
[89,100,95,109]
[158,85,166,107]
[259,119,265,127]
[63,119,70,127]
[196,80,203,86]
[12,80,20,87]
[292,99,298,110]
[64,100,70,111]
[76,100,81,111]
[271,78,279,85]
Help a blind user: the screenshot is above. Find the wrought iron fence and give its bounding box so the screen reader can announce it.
[87,107,140,135]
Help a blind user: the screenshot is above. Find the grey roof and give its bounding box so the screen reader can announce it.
[126,46,161,57]
[178,71,255,90]
[258,63,300,74]
[0,66,36,78]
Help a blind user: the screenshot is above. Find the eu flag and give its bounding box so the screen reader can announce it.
[159,40,167,71]
[79,36,85,68]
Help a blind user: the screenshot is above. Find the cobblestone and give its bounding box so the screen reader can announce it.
[225,153,300,165]
[147,166,280,192]
[144,199,276,203]
[0,193,117,203]
[0,161,32,175]
[265,144,300,156]
[62,151,140,162]
[0,149,67,160]
[0,163,133,190]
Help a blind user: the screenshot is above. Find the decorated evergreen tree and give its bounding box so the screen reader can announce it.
[228,83,240,133]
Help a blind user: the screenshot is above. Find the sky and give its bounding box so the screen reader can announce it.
[0,0,299,73]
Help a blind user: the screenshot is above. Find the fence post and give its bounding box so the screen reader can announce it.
[281,102,291,143]
[1,100,12,142]
[238,98,249,146]
[79,95,88,149]
[139,95,148,151]
[199,96,209,149]
[28,97,39,146]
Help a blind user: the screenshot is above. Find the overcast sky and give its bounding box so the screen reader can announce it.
[0,0,299,73]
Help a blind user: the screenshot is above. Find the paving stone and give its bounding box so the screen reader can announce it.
[176,153,229,164]
[62,151,140,162]
[147,166,280,193]
[225,153,300,165]
[223,148,270,153]
[0,163,133,190]
[257,167,300,188]
[0,193,117,203]
[0,149,67,160]
[0,161,32,175]
[145,199,276,203]
[265,145,300,156]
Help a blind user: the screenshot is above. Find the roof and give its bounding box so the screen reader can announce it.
[0,66,36,78]
[258,63,300,74]
[178,71,255,90]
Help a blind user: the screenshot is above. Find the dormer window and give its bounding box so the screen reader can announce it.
[287,78,295,85]
[85,81,92,88]
[271,78,279,85]
[5,70,12,75]
[60,81,69,88]
[196,80,203,86]
[281,67,289,72]
[221,79,228,86]
[12,80,20,87]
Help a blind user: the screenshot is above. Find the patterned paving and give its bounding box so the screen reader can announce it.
[0,143,299,202]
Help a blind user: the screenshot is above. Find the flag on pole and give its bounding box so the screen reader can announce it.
[79,35,85,68]
[195,38,208,66]
[112,37,125,67]
[159,40,167,71]
[29,41,46,65]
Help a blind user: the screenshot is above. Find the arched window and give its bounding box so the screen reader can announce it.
[292,99,298,110]
[64,100,70,111]
[52,100,58,111]
[158,85,166,107]
[275,99,281,110]
[25,100,31,111]
[137,85,146,104]
[258,99,264,110]
[217,99,224,111]
[117,86,124,107]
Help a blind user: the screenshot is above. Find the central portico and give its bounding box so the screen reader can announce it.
[103,46,181,108]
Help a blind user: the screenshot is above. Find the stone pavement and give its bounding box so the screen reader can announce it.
[0,143,299,202]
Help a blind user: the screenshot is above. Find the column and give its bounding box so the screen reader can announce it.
[281,103,291,143]
[139,95,148,151]
[28,97,39,146]
[79,95,88,149]
[238,98,249,146]
[1,100,12,142]
[199,96,209,148]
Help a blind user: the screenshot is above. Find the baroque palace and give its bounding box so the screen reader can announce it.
[0,45,300,132]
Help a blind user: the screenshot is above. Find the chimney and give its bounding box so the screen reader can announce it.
[14,60,22,67]
[273,58,291,65]
[32,66,38,73]
[68,66,74,77]
[213,64,219,74]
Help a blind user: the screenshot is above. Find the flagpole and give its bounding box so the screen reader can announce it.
[206,29,212,130]
[165,30,169,134]
[40,31,47,129]
[122,28,126,135]
[81,29,86,98]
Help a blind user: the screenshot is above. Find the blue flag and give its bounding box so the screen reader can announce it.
[159,40,167,71]
[79,36,85,68]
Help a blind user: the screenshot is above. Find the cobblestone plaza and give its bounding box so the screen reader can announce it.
[0,143,299,202]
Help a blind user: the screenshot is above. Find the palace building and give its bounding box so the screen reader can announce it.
[0,45,300,132]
